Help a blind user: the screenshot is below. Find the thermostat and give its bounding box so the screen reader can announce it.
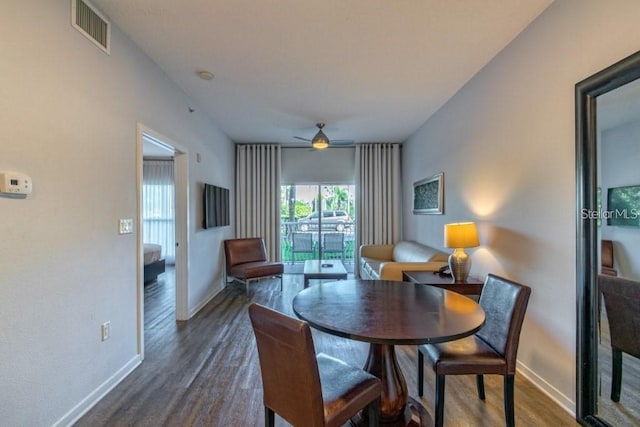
[0,171,32,195]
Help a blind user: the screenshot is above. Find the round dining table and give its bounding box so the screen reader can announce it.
[292,279,486,427]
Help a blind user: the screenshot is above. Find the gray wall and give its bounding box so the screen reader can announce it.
[403,0,640,413]
[0,0,234,425]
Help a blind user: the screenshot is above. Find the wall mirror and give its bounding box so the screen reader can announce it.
[576,50,640,426]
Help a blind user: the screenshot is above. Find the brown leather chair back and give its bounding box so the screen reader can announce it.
[601,239,618,276]
[476,274,531,374]
[224,238,267,270]
[602,240,614,268]
[248,303,325,427]
[599,275,640,358]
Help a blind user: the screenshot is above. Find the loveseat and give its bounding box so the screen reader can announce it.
[359,240,449,281]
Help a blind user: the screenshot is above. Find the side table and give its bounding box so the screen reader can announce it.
[402,271,484,296]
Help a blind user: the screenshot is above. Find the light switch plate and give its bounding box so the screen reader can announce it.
[119,219,133,234]
[101,321,111,341]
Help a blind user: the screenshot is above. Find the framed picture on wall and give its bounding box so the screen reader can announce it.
[607,185,640,226]
[413,172,444,214]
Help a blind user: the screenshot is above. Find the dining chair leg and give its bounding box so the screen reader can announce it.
[367,397,380,426]
[611,348,622,402]
[265,406,275,427]
[417,350,424,396]
[504,375,515,427]
[434,374,445,427]
[476,375,485,400]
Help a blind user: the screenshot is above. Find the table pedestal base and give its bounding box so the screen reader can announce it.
[352,397,432,426]
[402,397,433,426]
[351,344,433,426]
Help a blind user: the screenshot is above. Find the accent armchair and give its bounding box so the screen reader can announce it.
[601,239,617,276]
[223,238,283,293]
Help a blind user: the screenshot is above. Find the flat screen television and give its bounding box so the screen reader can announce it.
[607,185,640,227]
[203,183,230,228]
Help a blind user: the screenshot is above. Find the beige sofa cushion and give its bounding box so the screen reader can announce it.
[359,240,448,281]
[392,241,448,263]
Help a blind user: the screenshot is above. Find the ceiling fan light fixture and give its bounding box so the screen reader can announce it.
[311,122,330,149]
[312,132,329,149]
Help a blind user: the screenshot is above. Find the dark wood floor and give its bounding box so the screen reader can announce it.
[76,271,577,426]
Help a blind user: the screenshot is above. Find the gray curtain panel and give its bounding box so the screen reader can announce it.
[355,143,402,276]
[235,144,282,261]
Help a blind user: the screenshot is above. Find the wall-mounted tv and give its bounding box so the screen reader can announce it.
[203,183,230,228]
[607,185,640,227]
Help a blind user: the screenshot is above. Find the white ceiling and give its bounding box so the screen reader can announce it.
[92,0,553,146]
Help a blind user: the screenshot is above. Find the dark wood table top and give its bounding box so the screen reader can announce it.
[292,279,485,345]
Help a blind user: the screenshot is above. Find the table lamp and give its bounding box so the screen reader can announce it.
[444,222,479,283]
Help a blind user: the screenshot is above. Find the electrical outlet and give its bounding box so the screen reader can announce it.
[119,219,133,234]
[101,321,111,341]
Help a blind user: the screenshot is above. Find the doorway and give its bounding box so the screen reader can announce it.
[136,124,189,359]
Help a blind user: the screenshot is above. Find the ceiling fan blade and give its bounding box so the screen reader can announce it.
[294,136,311,142]
[330,139,355,146]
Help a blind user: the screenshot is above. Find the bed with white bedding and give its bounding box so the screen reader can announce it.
[144,243,165,283]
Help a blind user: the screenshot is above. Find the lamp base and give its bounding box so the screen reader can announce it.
[448,248,471,283]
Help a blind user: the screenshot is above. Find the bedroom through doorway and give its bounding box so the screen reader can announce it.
[137,125,189,359]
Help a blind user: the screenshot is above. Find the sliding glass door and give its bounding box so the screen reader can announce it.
[280,184,355,272]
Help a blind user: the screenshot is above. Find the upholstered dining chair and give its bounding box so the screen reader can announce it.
[598,240,617,337]
[248,303,381,427]
[417,274,531,427]
[598,274,640,402]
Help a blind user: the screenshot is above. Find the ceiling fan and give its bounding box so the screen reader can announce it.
[294,123,354,150]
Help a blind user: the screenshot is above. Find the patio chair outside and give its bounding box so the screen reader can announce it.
[292,232,315,263]
[322,233,344,262]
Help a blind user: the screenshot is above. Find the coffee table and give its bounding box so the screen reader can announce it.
[302,259,347,288]
[293,279,485,426]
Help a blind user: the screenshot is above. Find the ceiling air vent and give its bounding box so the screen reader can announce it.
[71,0,110,54]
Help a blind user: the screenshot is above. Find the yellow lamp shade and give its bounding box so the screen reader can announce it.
[444,222,479,249]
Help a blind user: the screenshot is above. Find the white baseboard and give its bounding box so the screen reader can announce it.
[189,282,223,318]
[53,354,142,427]
[517,360,575,418]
